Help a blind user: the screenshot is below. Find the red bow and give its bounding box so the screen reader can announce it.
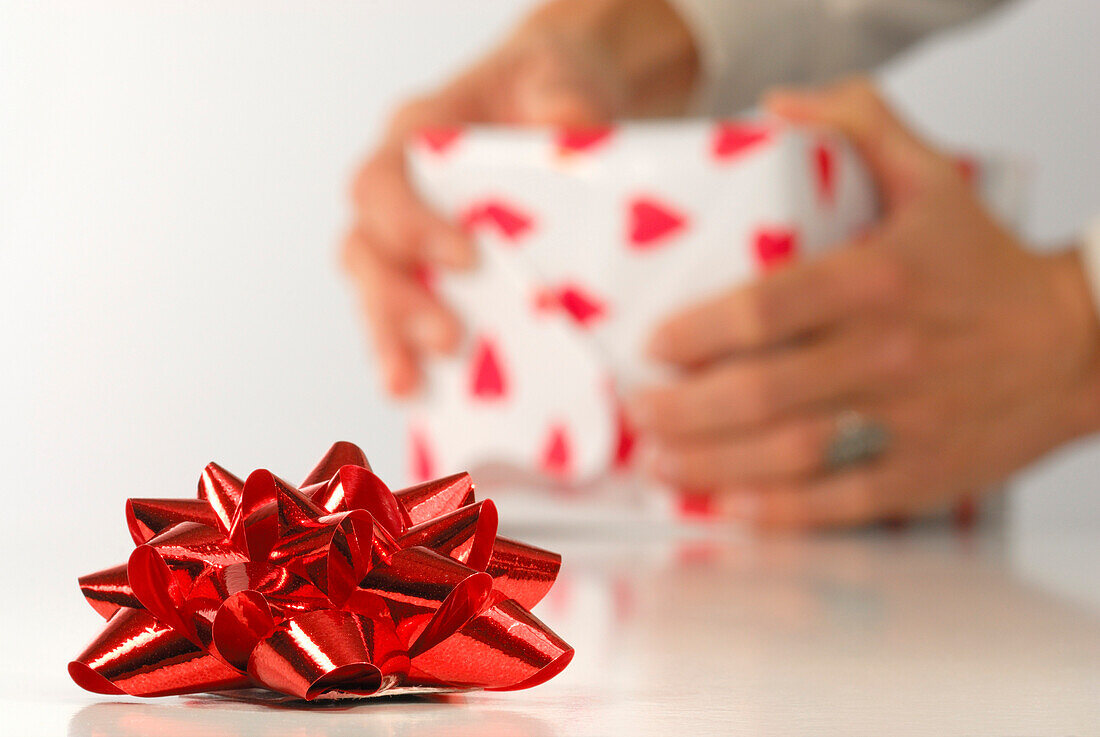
[70,442,572,701]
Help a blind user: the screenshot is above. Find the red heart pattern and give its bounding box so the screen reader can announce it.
[462,200,534,243]
[611,401,636,470]
[410,122,888,486]
[540,424,572,478]
[557,284,607,327]
[534,283,607,327]
[711,122,771,160]
[814,141,835,205]
[556,126,614,154]
[418,127,463,155]
[469,336,508,400]
[408,426,435,484]
[628,197,687,249]
[753,227,799,270]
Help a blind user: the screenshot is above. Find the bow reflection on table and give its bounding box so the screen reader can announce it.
[69,698,555,737]
[69,442,573,702]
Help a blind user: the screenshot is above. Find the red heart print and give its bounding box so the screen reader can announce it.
[540,424,572,478]
[469,336,508,400]
[711,122,771,160]
[813,141,835,205]
[612,402,636,469]
[461,200,534,242]
[677,489,717,519]
[417,127,463,154]
[408,425,435,483]
[628,197,687,249]
[532,284,608,327]
[557,284,607,327]
[754,227,799,270]
[556,125,614,154]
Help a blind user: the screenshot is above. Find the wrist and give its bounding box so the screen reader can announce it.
[1047,248,1100,435]
[1083,363,1100,435]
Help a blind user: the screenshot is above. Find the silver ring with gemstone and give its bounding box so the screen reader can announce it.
[825,410,890,470]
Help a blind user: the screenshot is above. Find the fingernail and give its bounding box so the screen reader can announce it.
[382,360,416,398]
[428,233,476,269]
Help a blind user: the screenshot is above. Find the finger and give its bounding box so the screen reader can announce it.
[350,146,475,270]
[507,32,615,125]
[517,86,607,126]
[648,244,902,367]
[342,230,419,395]
[342,231,462,394]
[648,415,837,487]
[344,230,463,354]
[633,323,916,439]
[721,465,905,530]
[645,388,932,487]
[364,294,421,398]
[763,77,951,207]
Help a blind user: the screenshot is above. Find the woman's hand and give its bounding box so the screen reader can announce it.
[342,0,698,395]
[628,79,1100,529]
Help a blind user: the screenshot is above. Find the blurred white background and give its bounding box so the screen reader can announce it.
[1,0,1099,691]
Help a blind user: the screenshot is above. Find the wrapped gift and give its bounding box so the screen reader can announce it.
[406,121,1027,486]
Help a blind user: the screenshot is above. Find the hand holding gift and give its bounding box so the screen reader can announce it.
[627,80,1100,528]
[341,0,698,396]
[340,0,1100,528]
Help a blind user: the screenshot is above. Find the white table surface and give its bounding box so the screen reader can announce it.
[3,498,1098,737]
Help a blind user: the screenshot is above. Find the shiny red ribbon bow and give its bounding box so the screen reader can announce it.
[70,442,572,701]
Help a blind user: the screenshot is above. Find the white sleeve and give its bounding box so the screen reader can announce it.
[665,0,1012,115]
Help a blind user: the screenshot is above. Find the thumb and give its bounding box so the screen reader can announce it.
[764,77,948,209]
[513,72,610,126]
[505,35,615,126]
[517,85,607,126]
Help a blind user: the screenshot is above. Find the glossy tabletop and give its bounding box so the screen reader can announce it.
[3,493,1098,737]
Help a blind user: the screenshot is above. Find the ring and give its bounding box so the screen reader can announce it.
[825,410,890,470]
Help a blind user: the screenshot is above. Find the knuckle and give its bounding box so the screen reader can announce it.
[877,327,923,380]
[389,96,432,132]
[837,76,888,129]
[838,76,879,106]
[848,476,880,517]
[784,424,825,471]
[391,217,424,254]
[673,447,713,484]
[735,366,780,422]
[649,392,690,436]
[737,289,778,345]
[916,399,952,444]
[864,252,909,306]
[920,154,966,193]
